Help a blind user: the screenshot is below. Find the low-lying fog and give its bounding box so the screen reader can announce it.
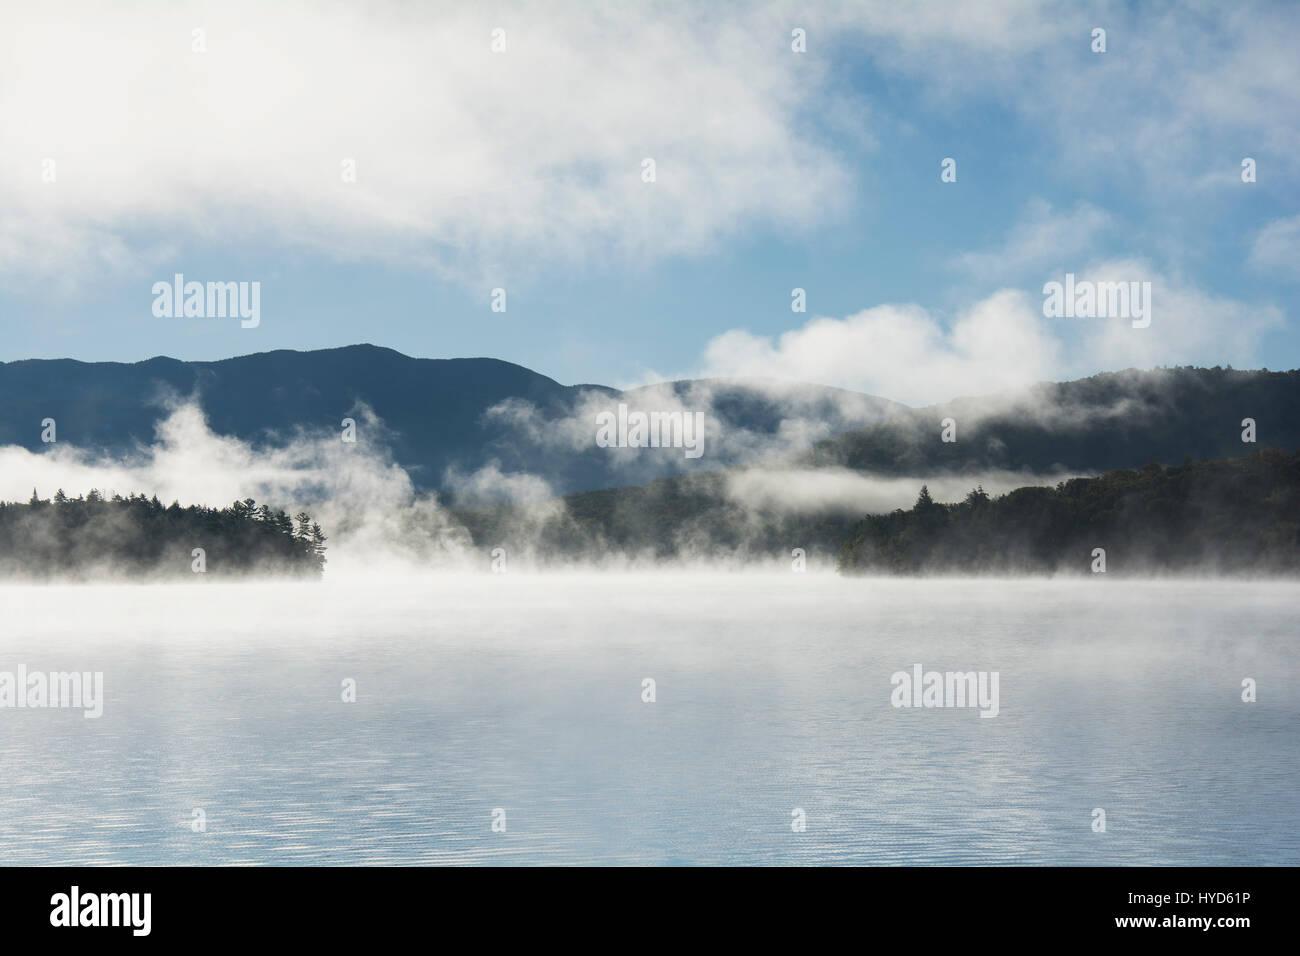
[0,398,1085,574]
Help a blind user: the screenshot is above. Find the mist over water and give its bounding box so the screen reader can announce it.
[0,396,1095,574]
[1,387,1295,864]
[2,573,1295,865]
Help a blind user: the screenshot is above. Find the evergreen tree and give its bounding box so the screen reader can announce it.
[0,492,328,579]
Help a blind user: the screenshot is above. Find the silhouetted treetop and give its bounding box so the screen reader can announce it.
[0,493,327,580]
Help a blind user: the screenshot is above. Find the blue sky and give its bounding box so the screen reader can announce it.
[1,0,1296,405]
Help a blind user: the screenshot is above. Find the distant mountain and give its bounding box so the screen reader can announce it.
[452,366,1300,565]
[8,350,1296,569]
[801,366,1300,475]
[0,345,901,496]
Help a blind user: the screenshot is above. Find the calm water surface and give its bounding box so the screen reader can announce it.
[1,574,1296,865]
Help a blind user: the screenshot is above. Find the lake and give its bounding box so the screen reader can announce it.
[1,573,1296,865]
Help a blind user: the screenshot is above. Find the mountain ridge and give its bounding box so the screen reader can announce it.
[0,344,901,496]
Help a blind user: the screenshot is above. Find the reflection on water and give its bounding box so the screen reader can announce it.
[1,574,1296,865]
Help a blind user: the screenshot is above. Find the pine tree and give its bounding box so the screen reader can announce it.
[310,523,327,570]
[1,490,327,578]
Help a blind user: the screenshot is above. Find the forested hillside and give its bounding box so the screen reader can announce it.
[838,449,1300,575]
[804,366,1300,475]
[455,367,1300,565]
[0,492,326,579]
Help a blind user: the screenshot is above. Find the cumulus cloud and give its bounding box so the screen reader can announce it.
[1049,259,1285,373]
[2,0,1292,286]
[700,288,1061,406]
[699,260,1282,406]
[0,0,849,281]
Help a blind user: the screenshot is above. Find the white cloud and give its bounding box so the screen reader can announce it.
[953,199,1112,282]
[0,0,849,280]
[1059,259,1285,372]
[834,0,1300,187]
[1248,215,1300,279]
[2,0,1294,290]
[699,265,1282,405]
[701,289,1061,405]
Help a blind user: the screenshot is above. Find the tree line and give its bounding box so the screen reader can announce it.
[838,448,1300,575]
[0,491,326,579]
